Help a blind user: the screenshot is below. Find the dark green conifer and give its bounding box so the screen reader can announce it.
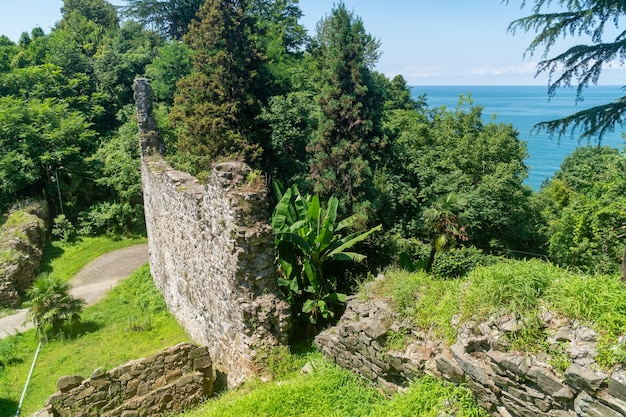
[170,0,269,175]
[308,3,384,217]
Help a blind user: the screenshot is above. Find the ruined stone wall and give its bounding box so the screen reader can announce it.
[0,200,47,306]
[42,343,213,417]
[316,288,626,417]
[134,78,290,388]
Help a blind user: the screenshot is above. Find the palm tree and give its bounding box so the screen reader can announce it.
[24,273,85,340]
[422,193,469,274]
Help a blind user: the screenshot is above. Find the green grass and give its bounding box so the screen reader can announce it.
[0,264,190,417]
[373,269,461,343]
[178,358,487,417]
[39,236,147,282]
[372,259,626,368]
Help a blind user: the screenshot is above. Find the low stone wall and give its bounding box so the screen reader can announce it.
[42,343,213,417]
[0,200,47,306]
[134,78,291,388]
[316,290,626,417]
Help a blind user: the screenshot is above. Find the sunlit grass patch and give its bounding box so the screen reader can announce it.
[0,264,189,417]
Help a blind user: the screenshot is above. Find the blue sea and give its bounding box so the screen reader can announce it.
[411,85,625,190]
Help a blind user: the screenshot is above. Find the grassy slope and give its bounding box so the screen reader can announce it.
[9,240,622,416]
[0,264,190,417]
[374,260,626,368]
[179,356,486,417]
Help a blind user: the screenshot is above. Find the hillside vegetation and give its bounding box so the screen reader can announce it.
[1,1,626,415]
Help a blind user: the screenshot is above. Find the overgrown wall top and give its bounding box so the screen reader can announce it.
[0,200,47,306]
[316,286,626,417]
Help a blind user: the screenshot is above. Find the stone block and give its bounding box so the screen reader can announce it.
[598,394,626,416]
[434,352,465,383]
[564,363,606,392]
[574,391,623,417]
[499,354,530,376]
[527,366,568,397]
[74,386,95,401]
[608,368,626,402]
[57,375,84,393]
[362,319,388,340]
[451,343,489,385]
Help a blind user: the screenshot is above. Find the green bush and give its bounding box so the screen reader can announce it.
[51,214,76,242]
[77,202,145,237]
[431,246,500,279]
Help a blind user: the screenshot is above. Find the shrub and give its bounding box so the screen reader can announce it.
[271,183,381,329]
[431,246,500,279]
[51,214,76,242]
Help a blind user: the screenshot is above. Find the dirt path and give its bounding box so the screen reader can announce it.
[0,243,149,339]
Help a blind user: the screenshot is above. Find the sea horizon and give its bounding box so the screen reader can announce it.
[410,85,625,190]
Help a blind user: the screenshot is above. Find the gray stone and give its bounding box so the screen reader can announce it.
[434,353,464,383]
[608,368,626,402]
[451,343,489,385]
[56,375,84,392]
[90,367,107,379]
[527,366,568,397]
[499,354,530,376]
[574,326,598,343]
[46,343,213,417]
[598,394,626,416]
[136,77,291,389]
[554,326,573,342]
[564,363,606,392]
[574,391,623,417]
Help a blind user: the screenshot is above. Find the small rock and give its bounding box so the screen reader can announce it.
[300,362,314,374]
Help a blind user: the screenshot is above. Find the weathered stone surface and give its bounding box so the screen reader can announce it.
[598,394,626,416]
[527,366,569,397]
[42,343,212,417]
[0,200,47,307]
[608,368,626,402]
[564,363,607,392]
[574,391,623,417]
[134,78,291,388]
[315,295,626,417]
[56,375,84,393]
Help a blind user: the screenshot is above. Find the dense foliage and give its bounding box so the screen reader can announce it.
[1,0,624,324]
[271,183,380,331]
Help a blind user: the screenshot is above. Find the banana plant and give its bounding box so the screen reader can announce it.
[271,182,382,325]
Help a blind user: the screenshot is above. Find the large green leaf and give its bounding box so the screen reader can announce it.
[293,191,308,221]
[307,194,321,224]
[330,252,367,262]
[325,224,382,261]
[276,232,311,252]
[271,187,293,231]
[303,259,320,293]
[302,299,316,313]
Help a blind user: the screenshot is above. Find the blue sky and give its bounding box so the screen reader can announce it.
[1,0,624,85]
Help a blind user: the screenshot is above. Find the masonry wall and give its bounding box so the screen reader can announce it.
[43,343,213,417]
[0,200,47,306]
[316,284,626,417]
[134,78,291,388]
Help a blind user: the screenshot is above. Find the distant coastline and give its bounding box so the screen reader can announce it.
[411,85,625,190]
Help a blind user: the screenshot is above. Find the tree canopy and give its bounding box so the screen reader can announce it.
[508,0,626,139]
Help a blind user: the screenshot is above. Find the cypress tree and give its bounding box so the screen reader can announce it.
[169,0,268,175]
[308,3,384,217]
